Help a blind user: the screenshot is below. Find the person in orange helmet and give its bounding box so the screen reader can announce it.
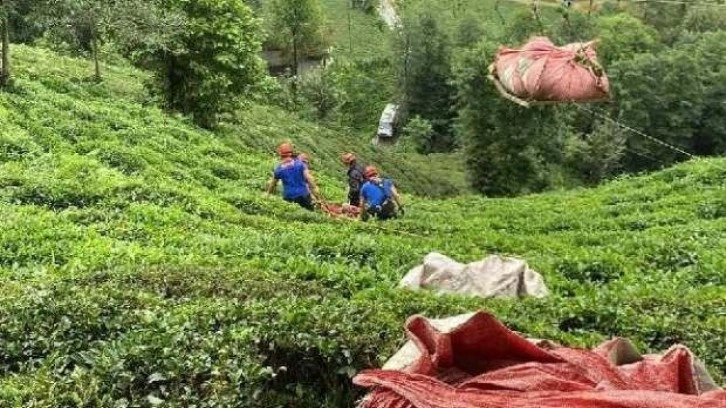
[267,142,320,211]
[359,165,403,221]
[341,152,366,207]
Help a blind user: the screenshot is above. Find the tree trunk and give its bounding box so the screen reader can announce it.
[292,36,298,77]
[91,29,101,81]
[1,15,10,87]
[347,10,352,54]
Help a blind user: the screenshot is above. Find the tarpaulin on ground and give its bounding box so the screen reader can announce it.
[493,36,610,103]
[353,312,724,408]
[399,253,549,299]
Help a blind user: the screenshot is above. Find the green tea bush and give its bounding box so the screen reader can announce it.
[0,44,722,407]
[0,154,127,209]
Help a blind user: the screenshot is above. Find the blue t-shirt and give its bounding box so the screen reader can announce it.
[295,158,309,169]
[274,159,309,199]
[361,179,394,208]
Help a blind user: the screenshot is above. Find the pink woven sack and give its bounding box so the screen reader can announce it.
[493,36,610,103]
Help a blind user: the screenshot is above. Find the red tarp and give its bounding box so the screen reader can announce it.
[353,312,725,408]
[493,36,610,103]
[318,201,361,219]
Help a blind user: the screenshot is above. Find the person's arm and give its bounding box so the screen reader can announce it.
[359,196,368,220]
[304,168,321,199]
[390,184,402,206]
[266,176,278,195]
[266,169,279,195]
[390,184,404,215]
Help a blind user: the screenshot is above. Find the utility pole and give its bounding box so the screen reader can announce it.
[348,9,353,55]
[643,0,649,21]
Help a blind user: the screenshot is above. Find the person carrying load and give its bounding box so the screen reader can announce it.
[341,152,366,207]
[266,142,321,211]
[359,165,404,221]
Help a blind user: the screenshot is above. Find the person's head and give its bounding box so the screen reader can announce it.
[364,165,379,181]
[277,142,294,159]
[341,152,356,166]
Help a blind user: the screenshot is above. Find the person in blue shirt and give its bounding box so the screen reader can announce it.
[359,165,404,221]
[266,143,320,211]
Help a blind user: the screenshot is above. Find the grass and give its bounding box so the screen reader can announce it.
[399,0,566,42]
[0,44,724,406]
[321,0,393,60]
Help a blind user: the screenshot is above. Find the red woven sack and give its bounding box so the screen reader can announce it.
[493,36,610,103]
[318,202,360,218]
[353,312,724,408]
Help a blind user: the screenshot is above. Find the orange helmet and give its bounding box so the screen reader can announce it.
[341,152,356,164]
[364,165,378,179]
[277,142,294,157]
[298,152,310,164]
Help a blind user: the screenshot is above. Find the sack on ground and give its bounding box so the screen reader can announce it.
[399,252,549,299]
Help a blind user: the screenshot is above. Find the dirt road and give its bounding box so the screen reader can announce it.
[377,0,401,29]
[376,0,567,32]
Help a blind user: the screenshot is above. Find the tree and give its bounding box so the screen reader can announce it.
[327,57,394,130]
[640,1,691,45]
[564,120,627,185]
[501,9,544,44]
[594,12,661,66]
[35,0,183,81]
[395,10,455,153]
[401,115,434,153]
[296,67,340,121]
[610,31,726,170]
[456,16,483,49]
[0,0,48,86]
[1,7,9,87]
[552,8,595,44]
[680,4,726,34]
[268,0,326,77]
[0,0,30,87]
[40,0,110,80]
[135,0,264,129]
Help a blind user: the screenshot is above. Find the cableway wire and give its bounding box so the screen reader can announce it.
[575,105,697,159]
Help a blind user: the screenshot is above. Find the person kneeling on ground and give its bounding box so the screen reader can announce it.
[267,143,320,211]
[359,165,404,221]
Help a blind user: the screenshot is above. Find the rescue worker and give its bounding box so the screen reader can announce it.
[341,152,366,207]
[267,143,320,211]
[359,165,404,221]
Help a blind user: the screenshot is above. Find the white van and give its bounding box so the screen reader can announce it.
[377,103,399,139]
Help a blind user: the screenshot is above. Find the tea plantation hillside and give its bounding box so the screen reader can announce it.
[0,46,724,406]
